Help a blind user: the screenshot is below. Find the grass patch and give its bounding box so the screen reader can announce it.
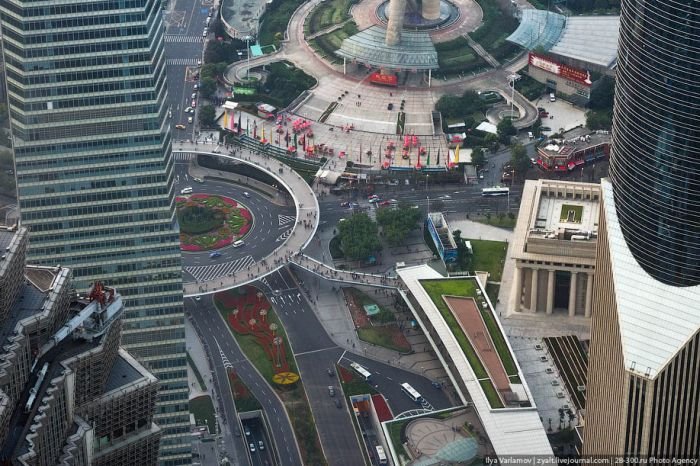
[560,204,584,223]
[514,72,546,101]
[468,239,508,281]
[190,395,217,434]
[329,235,344,259]
[345,287,395,323]
[306,0,357,35]
[468,0,521,62]
[338,365,378,396]
[187,352,207,391]
[357,327,411,353]
[309,22,358,62]
[420,279,488,379]
[480,306,517,375]
[485,283,500,305]
[435,37,487,76]
[479,379,504,408]
[469,213,517,230]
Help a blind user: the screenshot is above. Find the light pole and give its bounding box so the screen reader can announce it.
[507,74,521,119]
[245,35,252,81]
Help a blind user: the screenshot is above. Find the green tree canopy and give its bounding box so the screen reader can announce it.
[337,213,381,261]
[199,77,217,100]
[435,90,488,120]
[510,143,530,178]
[497,118,516,144]
[199,105,217,127]
[376,205,422,247]
[471,147,486,169]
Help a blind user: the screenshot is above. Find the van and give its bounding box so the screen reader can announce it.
[528,131,534,139]
[233,240,245,248]
[549,93,556,102]
[180,187,192,194]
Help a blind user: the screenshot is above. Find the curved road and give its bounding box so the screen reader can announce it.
[174,163,296,286]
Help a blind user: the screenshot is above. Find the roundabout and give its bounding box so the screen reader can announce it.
[173,144,320,297]
[176,193,252,251]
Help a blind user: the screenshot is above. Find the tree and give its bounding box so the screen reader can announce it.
[484,133,500,152]
[199,105,217,127]
[497,118,516,144]
[199,77,217,100]
[510,143,530,179]
[376,205,421,247]
[586,110,612,130]
[471,147,486,169]
[337,213,381,261]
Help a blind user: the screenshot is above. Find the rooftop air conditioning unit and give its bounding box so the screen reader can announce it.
[551,380,560,386]
[556,392,565,399]
[540,356,548,362]
[535,344,543,351]
[476,290,482,296]
[545,368,554,374]
[563,404,570,410]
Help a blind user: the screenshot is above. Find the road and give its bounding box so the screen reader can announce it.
[187,296,304,466]
[173,162,296,285]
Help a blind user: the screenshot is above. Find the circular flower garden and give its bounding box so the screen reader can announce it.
[176,194,252,252]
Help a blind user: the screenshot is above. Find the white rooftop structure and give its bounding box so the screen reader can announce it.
[476,121,498,135]
[507,11,619,70]
[600,179,700,379]
[397,265,554,457]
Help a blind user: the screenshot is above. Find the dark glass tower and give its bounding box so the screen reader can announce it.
[610,0,700,286]
[0,0,190,463]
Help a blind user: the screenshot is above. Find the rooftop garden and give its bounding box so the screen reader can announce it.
[560,204,584,223]
[420,278,523,409]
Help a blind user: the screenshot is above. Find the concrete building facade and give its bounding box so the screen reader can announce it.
[0,226,162,465]
[510,180,599,318]
[0,0,190,461]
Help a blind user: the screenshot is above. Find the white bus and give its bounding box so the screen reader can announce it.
[481,186,510,197]
[400,382,423,403]
[375,445,388,464]
[350,362,371,380]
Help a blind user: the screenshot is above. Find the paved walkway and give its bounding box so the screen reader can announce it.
[290,253,400,289]
[173,142,319,297]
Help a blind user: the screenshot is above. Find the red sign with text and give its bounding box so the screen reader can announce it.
[369,72,398,87]
[528,52,592,87]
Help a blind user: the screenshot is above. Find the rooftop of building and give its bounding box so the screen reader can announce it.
[507,10,619,69]
[104,349,157,394]
[600,179,700,380]
[397,265,552,456]
[335,26,439,71]
[512,179,600,265]
[24,266,62,293]
[0,227,14,252]
[538,132,611,158]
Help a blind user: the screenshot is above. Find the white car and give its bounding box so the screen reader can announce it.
[202,30,207,37]
[180,186,193,194]
[187,116,193,124]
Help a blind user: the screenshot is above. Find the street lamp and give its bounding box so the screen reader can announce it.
[244,35,252,81]
[507,74,521,120]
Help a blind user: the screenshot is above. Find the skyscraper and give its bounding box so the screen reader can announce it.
[0,0,190,463]
[584,0,700,456]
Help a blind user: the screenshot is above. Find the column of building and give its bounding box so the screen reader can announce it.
[546,269,555,314]
[568,271,578,317]
[512,264,523,313]
[530,267,539,312]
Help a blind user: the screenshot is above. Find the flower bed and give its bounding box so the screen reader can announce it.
[176,194,252,251]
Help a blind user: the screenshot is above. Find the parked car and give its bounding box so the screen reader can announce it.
[175,124,186,130]
[328,386,335,397]
[191,92,197,100]
[187,116,193,124]
[191,100,197,108]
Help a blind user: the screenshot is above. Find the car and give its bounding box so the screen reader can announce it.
[368,197,381,204]
[168,110,172,119]
[334,398,342,409]
[196,59,201,66]
[209,251,222,258]
[191,100,197,108]
[349,202,359,208]
[368,194,379,199]
[244,426,251,436]
[528,131,534,139]
[202,30,207,37]
[387,103,393,110]
[191,92,197,100]
[258,441,264,450]
[243,192,251,198]
[249,443,256,452]
[193,84,199,91]
[189,108,195,114]
[328,386,335,397]
[187,116,193,124]
[175,124,186,130]
[194,296,201,302]
[193,177,204,183]
[185,107,192,113]
[327,367,334,377]
[340,201,350,207]
[180,186,192,194]
[379,199,397,207]
[232,240,245,248]
[549,92,556,102]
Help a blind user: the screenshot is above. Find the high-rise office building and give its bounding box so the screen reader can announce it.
[0,0,190,463]
[584,0,700,456]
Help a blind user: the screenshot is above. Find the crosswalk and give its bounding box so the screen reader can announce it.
[184,255,256,282]
[166,58,199,66]
[165,35,204,43]
[174,152,195,161]
[278,214,295,226]
[276,228,292,242]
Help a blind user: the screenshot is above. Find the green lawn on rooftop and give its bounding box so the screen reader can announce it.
[467,239,508,282]
[560,204,584,223]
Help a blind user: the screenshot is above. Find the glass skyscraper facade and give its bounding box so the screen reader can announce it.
[0,0,190,463]
[610,0,700,287]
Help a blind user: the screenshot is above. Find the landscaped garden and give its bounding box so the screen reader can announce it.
[467,239,508,281]
[343,287,411,353]
[176,194,251,251]
[214,286,326,465]
[228,369,263,413]
[190,395,217,434]
[420,278,524,408]
[560,204,583,223]
[308,22,359,64]
[305,0,357,35]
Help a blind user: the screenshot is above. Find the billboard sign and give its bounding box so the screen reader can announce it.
[528,52,592,87]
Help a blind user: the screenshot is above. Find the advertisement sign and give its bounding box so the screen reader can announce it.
[528,52,592,87]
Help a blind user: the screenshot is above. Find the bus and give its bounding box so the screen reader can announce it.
[481,186,510,197]
[400,382,423,403]
[350,362,371,380]
[375,445,388,465]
